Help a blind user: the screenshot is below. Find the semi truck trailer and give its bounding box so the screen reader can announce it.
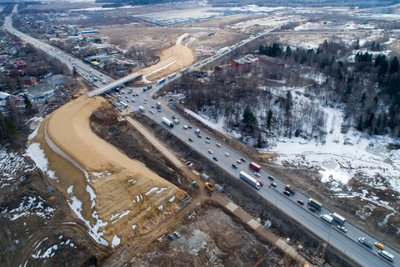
[239,171,261,190]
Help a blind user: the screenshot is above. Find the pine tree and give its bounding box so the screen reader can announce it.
[242,106,256,128]
[389,56,399,74]
[266,110,273,130]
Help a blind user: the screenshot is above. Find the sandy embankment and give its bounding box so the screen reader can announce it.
[44,96,186,245]
[141,44,195,81]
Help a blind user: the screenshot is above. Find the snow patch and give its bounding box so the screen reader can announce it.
[26,143,58,180]
[111,235,121,248]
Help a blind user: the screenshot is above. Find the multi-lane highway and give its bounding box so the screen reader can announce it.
[5,7,399,267]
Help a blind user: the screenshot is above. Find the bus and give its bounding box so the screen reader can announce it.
[249,162,261,172]
[120,101,128,108]
[378,250,394,262]
[308,198,322,210]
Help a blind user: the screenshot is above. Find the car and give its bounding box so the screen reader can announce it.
[358,237,373,249]
[297,199,304,205]
[197,134,202,138]
[337,225,347,233]
[254,172,261,177]
[149,110,155,115]
[226,192,232,198]
[268,175,275,181]
[172,115,177,119]
[205,136,210,140]
[270,182,277,187]
[188,125,192,129]
[308,206,316,212]
[212,157,218,161]
[183,125,188,129]
[224,152,230,157]
[151,105,155,109]
[232,163,238,169]
[374,242,385,250]
[173,231,181,238]
[168,234,174,241]
[188,138,193,142]
[205,139,210,144]
[185,161,192,166]
[216,143,221,148]
[240,158,246,163]
[283,190,291,196]
[157,109,161,112]
[236,160,242,164]
[208,149,214,154]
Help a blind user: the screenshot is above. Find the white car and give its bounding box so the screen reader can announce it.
[254,172,261,177]
[208,149,214,154]
[224,152,230,157]
[183,125,188,129]
[216,143,221,148]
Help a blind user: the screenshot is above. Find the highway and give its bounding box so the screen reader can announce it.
[4,7,399,267]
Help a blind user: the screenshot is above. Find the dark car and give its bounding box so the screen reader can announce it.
[283,190,291,196]
[308,206,316,212]
[232,163,238,169]
[188,138,193,142]
[213,157,218,161]
[240,158,246,163]
[270,182,277,187]
[168,234,174,241]
[297,199,304,205]
[268,175,275,181]
[197,134,202,138]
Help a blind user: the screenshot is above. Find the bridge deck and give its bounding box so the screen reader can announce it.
[88,72,142,97]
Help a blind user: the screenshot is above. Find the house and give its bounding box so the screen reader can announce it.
[27,83,54,101]
[22,76,38,86]
[230,58,252,73]
[46,74,65,88]
[14,60,27,69]
[258,55,286,69]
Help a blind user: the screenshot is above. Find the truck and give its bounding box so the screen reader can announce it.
[284,184,295,194]
[239,171,261,190]
[157,78,166,86]
[249,162,261,172]
[331,212,346,225]
[173,118,180,124]
[162,117,174,128]
[201,173,210,182]
[320,214,333,224]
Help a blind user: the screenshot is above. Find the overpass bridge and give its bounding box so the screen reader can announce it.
[87,72,143,97]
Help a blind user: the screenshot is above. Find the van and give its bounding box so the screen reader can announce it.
[378,250,394,262]
[195,128,200,134]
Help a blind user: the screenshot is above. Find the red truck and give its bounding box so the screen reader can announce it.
[284,184,295,194]
[249,162,261,172]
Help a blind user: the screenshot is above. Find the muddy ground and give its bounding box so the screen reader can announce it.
[130,205,291,267]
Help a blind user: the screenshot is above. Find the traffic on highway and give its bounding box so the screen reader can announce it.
[5,7,398,266]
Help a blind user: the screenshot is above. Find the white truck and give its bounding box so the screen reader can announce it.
[331,212,346,225]
[239,171,261,190]
[320,214,334,224]
[162,117,174,128]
